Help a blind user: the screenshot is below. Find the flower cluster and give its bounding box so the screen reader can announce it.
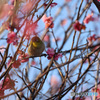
[50,75,61,94]
[83,13,95,24]
[42,15,54,29]
[87,34,100,55]
[24,20,38,40]
[7,31,18,45]
[0,77,15,96]
[0,4,14,19]
[31,60,36,66]
[7,53,29,68]
[73,21,86,31]
[11,15,21,30]
[7,58,21,68]
[87,34,97,45]
[46,48,62,60]
[50,75,60,88]
[0,88,4,96]
[18,53,29,63]
[21,0,36,15]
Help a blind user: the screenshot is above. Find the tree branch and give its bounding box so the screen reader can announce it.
[93,0,100,12]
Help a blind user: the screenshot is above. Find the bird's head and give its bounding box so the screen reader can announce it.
[30,36,42,48]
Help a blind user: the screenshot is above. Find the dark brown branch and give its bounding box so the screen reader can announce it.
[93,0,100,12]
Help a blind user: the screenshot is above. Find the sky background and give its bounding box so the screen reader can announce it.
[0,0,100,100]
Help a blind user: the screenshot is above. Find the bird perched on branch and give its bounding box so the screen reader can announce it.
[28,36,45,56]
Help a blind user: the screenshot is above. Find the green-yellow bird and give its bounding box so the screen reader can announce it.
[28,36,45,56]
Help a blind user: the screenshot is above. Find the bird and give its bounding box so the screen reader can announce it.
[28,36,45,56]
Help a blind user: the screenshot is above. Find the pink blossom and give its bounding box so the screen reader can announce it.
[7,31,18,45]
[0,4,14,19]
[45,17,54,29]
[83,13,95,24]
[73,21,86,31]
[21,0,36,15]
[3,77,15,90]
[44,16,53,22]
[31,60,36,66]
[18,53,29,63]
[45,21,54,28]
[43,35,50,42]
[24,20,38,40]
[65,0,72,2]
[0,77,15,90]
[87,34,97,45]
[7,58,21,68]
[46,48,55,59]
[12,60,21,68]
[17,50,24,55]
[42,14,47,22]
[25,20,38,33]
[42,15,54,29]
[0,77,15,96]
[50,75,60,88]
[87,34,100,55]
[11,15,22,30]
[24,32,32,40]
[54,53,62,60]
[46,48,62,60]
[0,88,4,96]
[50,75,61,94]
[88,34,96,42]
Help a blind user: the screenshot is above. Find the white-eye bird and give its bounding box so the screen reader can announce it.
[28,36,45,56]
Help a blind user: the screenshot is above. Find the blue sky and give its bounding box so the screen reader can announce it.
[0,0,100,100]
